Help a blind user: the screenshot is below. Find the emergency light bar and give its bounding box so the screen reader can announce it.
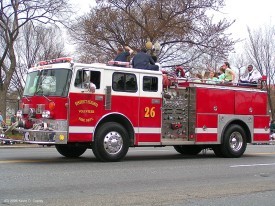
[38,57,73,66]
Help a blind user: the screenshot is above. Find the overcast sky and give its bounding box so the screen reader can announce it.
[222,0,275,41]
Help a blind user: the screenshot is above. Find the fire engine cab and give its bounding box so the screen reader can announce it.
[14,57,270,161]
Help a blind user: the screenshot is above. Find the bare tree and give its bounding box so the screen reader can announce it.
[8,23,67,100]
[0,0,72,119]
[69,0,235,67]
[246,26,275,119]
[229,52,246,80]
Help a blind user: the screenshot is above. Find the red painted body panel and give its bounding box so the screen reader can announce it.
[196,88,235,114]
[235,91,267,115]
[138,134,161,143]
[111,95,140,126]
[253,115,270,141]
[196,114,218,142]
[196,114,218,128]
[69,93,106,126]
[138,97,162,127]
[196,134,217,142]
[69,134,92,142]
[253,134,269,142]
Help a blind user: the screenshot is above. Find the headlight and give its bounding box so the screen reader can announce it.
[42,110,52,118]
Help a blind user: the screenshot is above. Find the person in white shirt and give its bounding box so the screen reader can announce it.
[75,70,96,93]
[239,65,261,87]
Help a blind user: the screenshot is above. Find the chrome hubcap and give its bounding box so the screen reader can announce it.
[229,131,243,152]
[103,131,123,154]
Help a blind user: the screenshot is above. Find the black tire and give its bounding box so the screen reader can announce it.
[220,124,247,158]
[212,145,224,157]
[92,122,129,162]
[55,144,87,158]
[173,145,202,155]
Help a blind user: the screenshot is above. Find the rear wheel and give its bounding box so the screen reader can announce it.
[92,122,129,162]
[55,144,87,158]
[173,145,202,155]
[220,124,247,158]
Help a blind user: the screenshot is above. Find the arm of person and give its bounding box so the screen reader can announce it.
[125,46,134,55]
[240,74,248,81]
[149,55,156,65]
[228,69,236,81]
[251,71,262,82]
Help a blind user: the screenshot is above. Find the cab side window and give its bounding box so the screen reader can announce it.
[74,69,101,89]
[91,71,101,89]
[143,76,158,92]
[113,72,137,92]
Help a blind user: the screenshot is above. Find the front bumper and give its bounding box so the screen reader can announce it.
[16,128,68,145]
[0,119,68,145]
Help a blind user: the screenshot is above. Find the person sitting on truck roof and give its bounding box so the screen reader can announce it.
[219,62,235,83]
[193,73,203,82]
[206,71,219,84]
[175,66,185,78]
[114,45,133,62]
[132,48,159,71]
[239,65,261,87]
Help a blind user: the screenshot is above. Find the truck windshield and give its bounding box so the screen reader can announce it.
[23,69,72,97]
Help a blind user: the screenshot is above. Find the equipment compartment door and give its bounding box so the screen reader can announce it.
[137,74,162,144]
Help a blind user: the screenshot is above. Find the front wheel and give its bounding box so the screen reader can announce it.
[55,144,87,158]
[220,124,247,158]
[173,145,202,155]
[92,122,129,162]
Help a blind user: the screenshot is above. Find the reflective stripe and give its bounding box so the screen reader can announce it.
[69,126,94,133]
[195,128,218,134]
[134,127,162,134]
[138,142,161,146]
[69,126,161,134]
[68,127,269,135]
[254,128,270,134]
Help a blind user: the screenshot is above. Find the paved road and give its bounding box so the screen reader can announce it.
[0,144,275,206]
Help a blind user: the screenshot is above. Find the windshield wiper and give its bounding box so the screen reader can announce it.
[42,95,51,102]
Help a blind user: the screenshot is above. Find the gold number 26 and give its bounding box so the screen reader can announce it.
[144,107,156,118]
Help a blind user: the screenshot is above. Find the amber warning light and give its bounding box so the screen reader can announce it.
[49,102,55,111]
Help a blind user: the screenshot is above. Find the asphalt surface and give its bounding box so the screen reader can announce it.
[0,144,275,206]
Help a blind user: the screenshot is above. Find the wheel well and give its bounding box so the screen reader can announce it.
[95,114,135,146]
[221,120,251,143]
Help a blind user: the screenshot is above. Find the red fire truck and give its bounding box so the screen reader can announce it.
[13,57,270,161]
